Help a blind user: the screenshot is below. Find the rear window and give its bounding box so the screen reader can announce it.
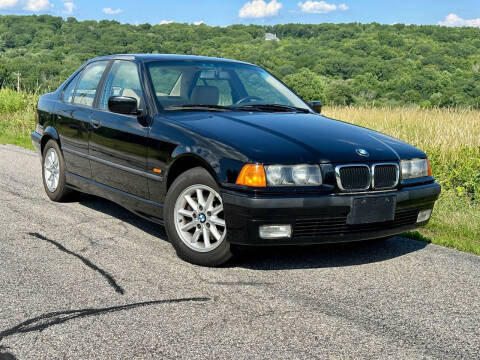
[72,61,108,107]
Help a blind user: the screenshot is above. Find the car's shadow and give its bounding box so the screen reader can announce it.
[76,193,167,240]
[75,193,428,270]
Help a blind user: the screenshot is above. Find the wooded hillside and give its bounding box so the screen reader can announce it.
[1,15,479,107]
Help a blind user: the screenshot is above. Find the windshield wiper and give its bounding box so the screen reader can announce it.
[164,104,233,111]
[233,104,311,113]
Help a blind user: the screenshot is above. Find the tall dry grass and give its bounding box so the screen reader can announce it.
[323,106,480,157]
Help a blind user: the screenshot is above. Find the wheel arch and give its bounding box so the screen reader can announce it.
[40,126,61,153]
[166,154,220,191]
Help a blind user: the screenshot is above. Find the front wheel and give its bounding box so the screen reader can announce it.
[164,167,233,266]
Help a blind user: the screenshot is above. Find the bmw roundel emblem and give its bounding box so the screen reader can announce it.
[356,148,369,157]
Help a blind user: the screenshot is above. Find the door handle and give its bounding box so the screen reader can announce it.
[91,118,101,128]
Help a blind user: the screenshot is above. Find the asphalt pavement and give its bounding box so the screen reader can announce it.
[0,144,479,359]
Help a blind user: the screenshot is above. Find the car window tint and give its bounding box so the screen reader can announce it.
[234,69,287,104]
[99,60,143,111]
[149,68,182,96]
[72,61,108,107]
[62,73,80,103]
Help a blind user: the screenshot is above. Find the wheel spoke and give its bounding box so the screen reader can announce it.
[203,227,210,247]
[210,216,225,227]
[205,192,215,211]
[178,209,194,218]
[184,194,198,211]
[181,221,196,232]
[191,228,201,243]
[210,225,222,241]
[196,189,205,207]
[211,205,223,215]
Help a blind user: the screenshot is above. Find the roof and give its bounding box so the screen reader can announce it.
[89,53,252,65]
[265,33,280,41]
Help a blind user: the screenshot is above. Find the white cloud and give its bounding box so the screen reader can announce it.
[193,20,205,25]
[159,20,173,25]
[0,0,19,9]
[298,1,348,14]
[438,13,480,28]
[0,0,51,11]
[239,0,282,19]
[62,1,74,14]
[102,7,123,15]
[24,0,50,11]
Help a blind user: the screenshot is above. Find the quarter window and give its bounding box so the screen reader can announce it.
[99,60,144,111]
[62,73,79,103]
[72,61,108,107]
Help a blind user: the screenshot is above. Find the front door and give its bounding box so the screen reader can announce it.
[89,60,150,199]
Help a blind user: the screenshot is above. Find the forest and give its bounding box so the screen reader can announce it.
[1,14,480,108]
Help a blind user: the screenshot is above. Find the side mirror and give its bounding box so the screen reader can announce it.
[108,96,139,115]
[308,100,322,114]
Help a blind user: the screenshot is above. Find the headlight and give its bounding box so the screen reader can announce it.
[265,164,322,186]
[400,159,431,179]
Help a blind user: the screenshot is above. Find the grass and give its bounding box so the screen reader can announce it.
[0,89,478,255]
[0,89,36,149]
[323,106,480,255]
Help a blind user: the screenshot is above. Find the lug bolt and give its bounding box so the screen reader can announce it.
[207,211,211,216]
[197,224,201,229]
[199,206,203,211]
[206,223,210,228]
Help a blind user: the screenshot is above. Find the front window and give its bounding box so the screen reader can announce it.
[99,60,144,111]
[146,61,310,112]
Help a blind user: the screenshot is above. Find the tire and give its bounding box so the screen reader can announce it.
[41,139,73,202]
[164,167,233,266]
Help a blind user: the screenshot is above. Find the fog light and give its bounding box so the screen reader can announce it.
[417,209,432,223]
[259,225,292,239]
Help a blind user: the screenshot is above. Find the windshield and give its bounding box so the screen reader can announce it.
[146,60,311,112]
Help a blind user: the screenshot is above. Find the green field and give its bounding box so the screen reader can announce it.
[1,88,478,255]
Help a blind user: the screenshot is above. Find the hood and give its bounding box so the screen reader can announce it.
[166,111,426,164]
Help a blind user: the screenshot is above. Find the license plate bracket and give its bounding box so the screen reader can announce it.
[347,196,396,225]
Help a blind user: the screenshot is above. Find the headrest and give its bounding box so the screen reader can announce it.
[190,86,219,105]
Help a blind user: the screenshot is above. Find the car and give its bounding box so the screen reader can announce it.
[31,54,441,266]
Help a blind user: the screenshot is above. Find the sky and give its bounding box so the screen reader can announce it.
[0,0,479,28]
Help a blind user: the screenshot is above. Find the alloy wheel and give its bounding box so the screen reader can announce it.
[44,148,60,192]
[173,184,226,252]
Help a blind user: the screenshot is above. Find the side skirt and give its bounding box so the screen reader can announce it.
[65,171,165,226]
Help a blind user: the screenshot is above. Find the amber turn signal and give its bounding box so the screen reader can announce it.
[427,158,432,177]
[236,164,267,187]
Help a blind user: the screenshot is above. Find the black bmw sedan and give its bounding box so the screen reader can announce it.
[31,54,441,266]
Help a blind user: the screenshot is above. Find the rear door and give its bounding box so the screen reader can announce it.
[56,61,109,178]
[89,60,150,199]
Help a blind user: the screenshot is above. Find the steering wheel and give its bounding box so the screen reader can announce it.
[235,96,263,105]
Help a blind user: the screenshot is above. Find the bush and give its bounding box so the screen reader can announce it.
[0,88,37,113]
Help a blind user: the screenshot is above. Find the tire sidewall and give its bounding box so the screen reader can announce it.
[42,140,69,202]
[164,167,232,266]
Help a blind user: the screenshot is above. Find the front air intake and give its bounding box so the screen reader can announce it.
[335,165,371,191]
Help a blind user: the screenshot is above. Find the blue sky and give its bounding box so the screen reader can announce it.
[0,0,479,27]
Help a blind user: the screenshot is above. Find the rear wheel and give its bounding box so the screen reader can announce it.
[165,167,232,266]
[41,140,73,202]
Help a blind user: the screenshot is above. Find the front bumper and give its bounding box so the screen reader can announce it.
[31,131,42,154]
[222,182,441,245]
